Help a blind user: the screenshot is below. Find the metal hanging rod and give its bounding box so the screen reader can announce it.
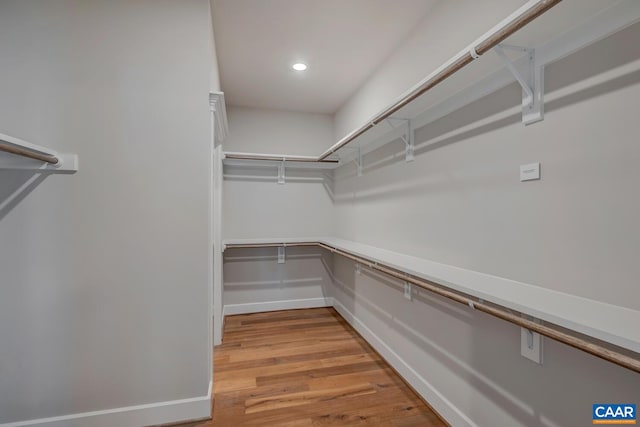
[0,139,60,164]
[224,152,339,163]
[224,240,640,374]
[222,0,562,164]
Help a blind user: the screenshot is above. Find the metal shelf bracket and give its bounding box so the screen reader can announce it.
[494,44,544,125]
[278,246,285,264]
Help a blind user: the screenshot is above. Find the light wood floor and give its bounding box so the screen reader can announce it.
[182,307,447,426]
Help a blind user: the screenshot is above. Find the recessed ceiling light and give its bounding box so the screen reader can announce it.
[292,62,307,71]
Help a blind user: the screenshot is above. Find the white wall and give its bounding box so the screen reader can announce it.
[0,0,213,424]
[331,18,640,427]
[225,106,334,155]
[210,0,222,92]
[223,165,335,239]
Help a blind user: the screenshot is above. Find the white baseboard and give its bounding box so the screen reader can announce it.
[0,381,212,427]
[223,297,333,316]
[332,299,474,427]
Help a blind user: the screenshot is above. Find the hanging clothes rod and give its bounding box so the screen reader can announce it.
[224,240,640,374]
[224,152,339,163]
[0,135,60,165]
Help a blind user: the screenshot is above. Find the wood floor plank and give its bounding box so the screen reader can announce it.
[244,382,377,414]
[215,345,373,374]
[174,307,448,426]
[214,353,382,389]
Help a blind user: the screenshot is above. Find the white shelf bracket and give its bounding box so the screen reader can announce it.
[521,315,543,364]
[277,159,286,184]
[277,246,285,264]
[494,44,544,125]
[405,120,414,162]
[355,147,363,177]
[386,118,414,162]
[355,263,362,275]
[403,282,413,301]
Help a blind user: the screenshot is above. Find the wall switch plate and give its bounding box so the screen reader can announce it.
[520,162,540,181]
[521,317,543,364]
[404,282,412,301]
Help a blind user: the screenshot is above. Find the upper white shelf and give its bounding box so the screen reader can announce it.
[0,132,78,172]
[223,236,640,355]
[218,0,640,169]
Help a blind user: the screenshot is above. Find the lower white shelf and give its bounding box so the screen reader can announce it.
[223,236,640,358]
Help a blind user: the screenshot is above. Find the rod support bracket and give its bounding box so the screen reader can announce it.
[403,282,413,301]
[386,118,414,162]
[277,159,286,184]
[520,315,543,364]
[494,44,544,125]
[355,147,363,177]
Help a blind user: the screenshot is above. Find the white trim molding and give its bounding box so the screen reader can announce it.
[223,297,333,317]
[209,92,229,146]
[0,381,212,427]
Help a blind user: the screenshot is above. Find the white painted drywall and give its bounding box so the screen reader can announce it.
[223,165,335,239]
[331,18,640,427]
[0,0,213,424]
[224,106,334,155]
[210,0,222,92]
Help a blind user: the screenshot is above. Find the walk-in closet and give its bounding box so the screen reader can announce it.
[1,1,638,426]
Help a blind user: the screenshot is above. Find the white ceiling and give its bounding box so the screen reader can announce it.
[211,0,436,114]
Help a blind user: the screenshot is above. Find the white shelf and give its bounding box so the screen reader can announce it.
[223,236,640,354]
[224,237,326,246]
[223,156,338,170]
